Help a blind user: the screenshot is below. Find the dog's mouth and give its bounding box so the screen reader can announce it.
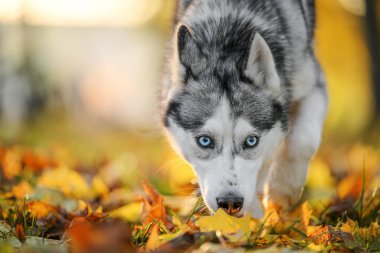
[218,208,244,218]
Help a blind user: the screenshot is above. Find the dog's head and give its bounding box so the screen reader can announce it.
[163,24,288,218]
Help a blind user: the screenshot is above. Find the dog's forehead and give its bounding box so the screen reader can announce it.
[167,78,279,132]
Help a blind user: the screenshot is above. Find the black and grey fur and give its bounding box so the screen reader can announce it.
[161,0,327,218]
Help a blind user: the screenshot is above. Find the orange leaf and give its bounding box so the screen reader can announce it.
[15,223,26,243]
[141,180,166,226]
[67,217,100,252]
[307,225,332,245]
[1,148,22,180]
[12,181,32,199]
[25,201,57,219]
[22,150,54,172]
[337,175,364,199]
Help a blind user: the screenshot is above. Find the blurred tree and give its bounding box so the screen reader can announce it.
[365,0,380,118]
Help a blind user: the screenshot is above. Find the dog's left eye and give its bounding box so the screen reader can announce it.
[244,136,259,148]
[197,136,214,149]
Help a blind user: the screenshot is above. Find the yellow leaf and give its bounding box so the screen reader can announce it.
[307,158,335,190]
[308,243,325,251]
[340,218,358,235]
[12,181,32,199]
[159,215,191,243]
[92,175,109,197]
[301,202,312,229]
[146,225,161,251]
[109,202,143,222]
[38,167,91,198]
[195,209,252,242]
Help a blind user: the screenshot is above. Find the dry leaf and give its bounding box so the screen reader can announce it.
[22,149,53,172]
[1,148,22,180]
[146,224,162,251]
[195,209,252,242]
[15,223,26,243]
[38,166,91,198]
[307,225,332,245]
[12,181,32,199]
[141,180,167,225]
[109,202,143,222]
[25,201,57,219]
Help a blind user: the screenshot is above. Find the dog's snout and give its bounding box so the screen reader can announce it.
[216,196,244,215]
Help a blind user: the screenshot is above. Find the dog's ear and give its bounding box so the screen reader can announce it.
[245,33,280,92]
[175,24,206,79]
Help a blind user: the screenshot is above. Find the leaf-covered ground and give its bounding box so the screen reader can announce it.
[0,142,379,253]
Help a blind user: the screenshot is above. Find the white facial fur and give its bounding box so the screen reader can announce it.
[166,97,286,218]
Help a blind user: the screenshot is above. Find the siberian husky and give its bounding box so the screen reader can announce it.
[161,0,328,218]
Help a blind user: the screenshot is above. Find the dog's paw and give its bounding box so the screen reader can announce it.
[265,185,304,210]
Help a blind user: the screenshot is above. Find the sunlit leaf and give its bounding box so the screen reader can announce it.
[25,201,57,219]
[196,209,252,242]
[109,202,142,222]
[145,224,161,251]
[37,167,91,198]
[11,181,32,200]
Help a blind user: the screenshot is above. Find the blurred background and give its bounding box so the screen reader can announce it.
[0,0,379,196]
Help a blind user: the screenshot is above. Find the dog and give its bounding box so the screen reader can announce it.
[161,0,328,218]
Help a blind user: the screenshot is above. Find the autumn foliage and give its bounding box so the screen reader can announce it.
[0,145,379,253]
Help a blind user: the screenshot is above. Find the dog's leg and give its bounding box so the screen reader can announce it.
[265,69,328,209]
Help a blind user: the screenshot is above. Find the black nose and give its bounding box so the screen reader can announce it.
[216,196,244,215]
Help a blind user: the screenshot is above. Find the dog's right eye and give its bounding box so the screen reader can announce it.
[197,136,214,149]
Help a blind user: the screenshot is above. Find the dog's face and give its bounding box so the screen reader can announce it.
[163,25,288,218]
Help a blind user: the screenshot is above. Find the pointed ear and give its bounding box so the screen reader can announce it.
[176,24,205,76]
[244,33,280,92]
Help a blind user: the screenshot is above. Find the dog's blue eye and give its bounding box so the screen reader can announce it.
[197,136,213,148]
[245,136,259,148]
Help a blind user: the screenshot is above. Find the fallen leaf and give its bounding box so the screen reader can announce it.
[109,202,143,222]
[141,180,167,225]
[22,149,53,172]
[159,215,192,243]
[1,148,22,180]
[146,224,161,251]
[307,225,332,245]
[15,223,26,243]
[337,175,364,199]
[38,166,91,198]
[92,175,109,197]
[11,181,32,199]
[25,201,57,219]
[195,209,252,242]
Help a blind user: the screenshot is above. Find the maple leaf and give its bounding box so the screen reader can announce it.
[195,209,253,242]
